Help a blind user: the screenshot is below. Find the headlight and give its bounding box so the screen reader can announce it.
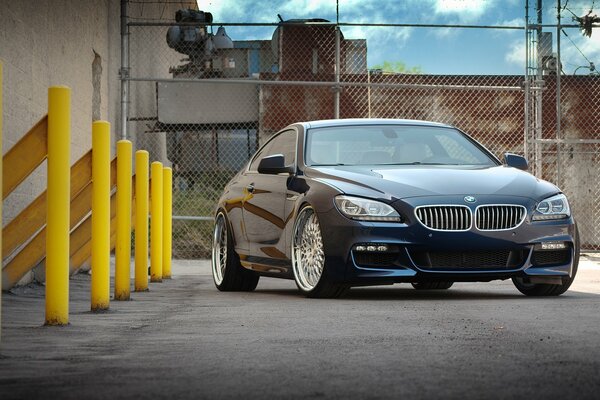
[532,193,570,221]
[334,195,402,222]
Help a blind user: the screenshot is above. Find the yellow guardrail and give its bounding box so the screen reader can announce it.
[2,116,48,200]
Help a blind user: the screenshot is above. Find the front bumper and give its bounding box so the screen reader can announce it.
[317,196,577,285]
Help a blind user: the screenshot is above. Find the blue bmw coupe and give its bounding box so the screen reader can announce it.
[212,119,579,298]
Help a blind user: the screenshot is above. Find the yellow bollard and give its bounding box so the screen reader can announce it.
[91,121,111,311]
[150,162,163,282]
[162,167,173,279]
[134,150,149,291]
[115,140,132,300]
[46,86,70,326]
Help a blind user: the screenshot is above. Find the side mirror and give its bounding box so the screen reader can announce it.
[504,153,528,171]
[257,154,293,174]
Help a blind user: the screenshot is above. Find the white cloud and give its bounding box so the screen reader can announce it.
[433,0,491,20]
[505,39,526,66]
[430,27,455,38]
[197,0,415,64]
[435,0,485,13]
[504,29,600,73]
[561,32,600,73]
[500,18,524,27]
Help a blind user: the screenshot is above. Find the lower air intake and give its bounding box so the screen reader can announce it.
[410,249,526,270]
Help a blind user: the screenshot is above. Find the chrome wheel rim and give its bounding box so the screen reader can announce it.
[212,213,227,285]
[292,207,325,291]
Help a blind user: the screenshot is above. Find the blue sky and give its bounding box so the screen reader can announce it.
[197,0,600,75]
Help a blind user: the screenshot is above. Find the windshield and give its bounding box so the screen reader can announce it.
[305,124,498,167]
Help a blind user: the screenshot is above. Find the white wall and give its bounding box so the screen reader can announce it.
[0,0,116,224]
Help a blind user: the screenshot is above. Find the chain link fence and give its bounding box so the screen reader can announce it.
[525,4,600,251]
[126,7,600,257]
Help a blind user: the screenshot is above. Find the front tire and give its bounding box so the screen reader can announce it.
[292,206,348,298]
[212,212,259,291]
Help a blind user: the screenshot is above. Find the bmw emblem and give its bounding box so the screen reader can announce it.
[464,196,477,203]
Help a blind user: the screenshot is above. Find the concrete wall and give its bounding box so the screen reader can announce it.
[0,0,196,221]
[0,0,117,225]
[0,0,195,283]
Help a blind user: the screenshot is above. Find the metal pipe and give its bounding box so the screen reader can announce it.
[556,0,562,183]
[128,21,526,29]
[334,25,340,119]
[126,77,524,91]
[172,216,214,221]
[127,20,598,29]
[120,0,129,141]
[0,60,3,340]
[524,0,529,159]
[534,0,544,177]
[537,0,543,77]
[367,69,372,118]
[533,138,600,144]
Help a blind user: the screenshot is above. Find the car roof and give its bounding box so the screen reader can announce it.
[301,118,453,129]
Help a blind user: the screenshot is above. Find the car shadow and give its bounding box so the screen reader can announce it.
[253,286,597,301]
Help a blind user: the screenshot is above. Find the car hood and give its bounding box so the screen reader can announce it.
[305,165,559,201]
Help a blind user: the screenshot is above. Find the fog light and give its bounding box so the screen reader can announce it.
[354,244,392,252]
[540,241,567,250]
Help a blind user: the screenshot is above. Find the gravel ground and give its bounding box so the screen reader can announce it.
[1,255,600,400]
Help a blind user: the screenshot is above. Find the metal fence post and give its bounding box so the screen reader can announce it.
[556,0,562,185]
[91,121,111,311]
[120,0,129,140]
[46,86,70,326]
[334,25,341,119]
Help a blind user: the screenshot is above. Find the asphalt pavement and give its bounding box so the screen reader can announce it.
[1,256,600,400]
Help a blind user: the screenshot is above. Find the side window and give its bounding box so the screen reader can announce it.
[249,130,296,172]
[248,141,273,172]
[269,130,296,166]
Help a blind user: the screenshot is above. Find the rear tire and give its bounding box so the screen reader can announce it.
[411,281,454,290]
[292,206,348,298]
[212,212,259,292]
[512,227,580,297]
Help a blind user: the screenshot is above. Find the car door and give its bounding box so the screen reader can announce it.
[242,129,297,259]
